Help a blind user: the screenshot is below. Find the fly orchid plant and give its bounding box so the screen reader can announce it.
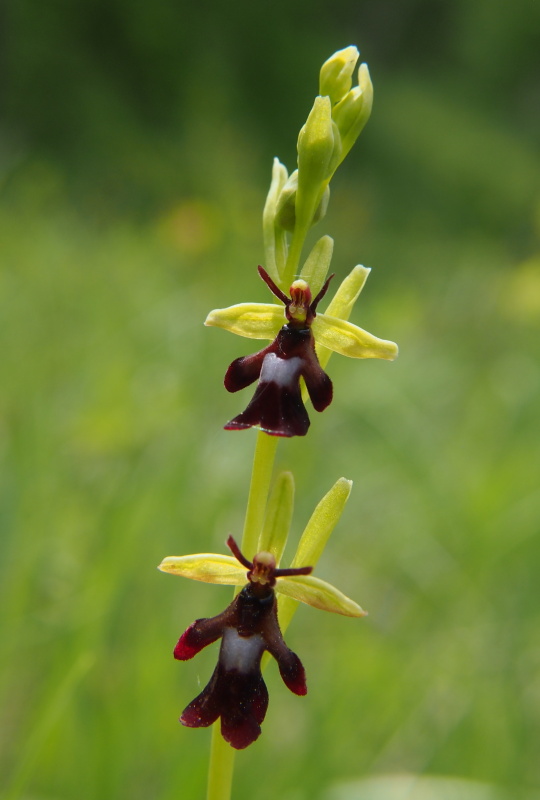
[159,46,398,800]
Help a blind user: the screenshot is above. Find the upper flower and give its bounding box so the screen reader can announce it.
[206,263,398,437]
[158,535,365,749]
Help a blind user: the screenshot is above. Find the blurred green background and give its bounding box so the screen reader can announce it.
[1,1,540,798]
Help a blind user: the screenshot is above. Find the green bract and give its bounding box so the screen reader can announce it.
[300,235,334,297]
[258,470,295,563]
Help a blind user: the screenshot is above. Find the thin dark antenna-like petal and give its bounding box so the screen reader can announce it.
[258,265,290,305]
[274,566,313,578]
[226,536,253,570]
[310,273,334,314]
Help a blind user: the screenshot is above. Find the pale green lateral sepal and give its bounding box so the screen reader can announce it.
[263,157,289,284]
[277,574,366,617]
[258,471,295,564]
[205,303,284,340]
[313,313,399,361]
[300,235,334,297]
[157,554,246,585]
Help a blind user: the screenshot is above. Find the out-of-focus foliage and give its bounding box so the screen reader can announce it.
[1,1,540,799]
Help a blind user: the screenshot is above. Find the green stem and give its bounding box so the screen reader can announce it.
[205,430,279,800]
[241,431,279,559]
[282,220,310,289]
[207,725,235,800]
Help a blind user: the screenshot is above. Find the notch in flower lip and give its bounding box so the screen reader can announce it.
[158,536,365,749]
[205,262,398,437]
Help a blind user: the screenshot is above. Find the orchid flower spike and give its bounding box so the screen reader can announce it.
[206,263,398,437]
[158,535,365,749]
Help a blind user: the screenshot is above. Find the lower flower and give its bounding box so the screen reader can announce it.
[176,581,306,749]
[160,535,365,749]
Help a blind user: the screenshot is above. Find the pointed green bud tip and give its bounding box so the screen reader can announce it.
[319,45,360,105]
[263,157,289,230]
[263,158,289,227]
[332,63,373,157]
[297,96,339,189]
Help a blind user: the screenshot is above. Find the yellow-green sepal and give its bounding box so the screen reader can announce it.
[324,264,370,320]
[277,574,366,617]
[157,554,246,585]
[205,303,284,340]
[313,313,398,361]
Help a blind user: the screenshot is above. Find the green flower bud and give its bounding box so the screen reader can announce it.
[274,170,298,232]
[332,63,373,161]
[297,96,338,192]
[263,157,288,226]
[275,170,330,233]
[319,45,359,105]
[296,96,341,232]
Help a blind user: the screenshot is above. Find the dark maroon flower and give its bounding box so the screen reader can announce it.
[224,267,333,437]
[174,537,312,749]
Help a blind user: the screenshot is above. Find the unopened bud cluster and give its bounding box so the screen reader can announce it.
[263,46,374,292]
